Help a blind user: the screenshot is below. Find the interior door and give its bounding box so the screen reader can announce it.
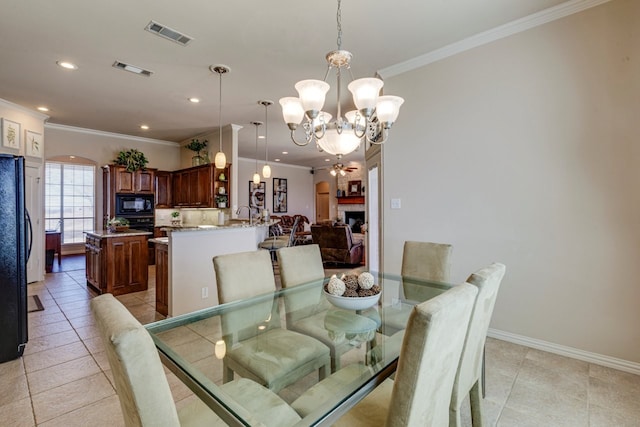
[315,182,330,222]
[25,162,43,283]
[365,145,382,273]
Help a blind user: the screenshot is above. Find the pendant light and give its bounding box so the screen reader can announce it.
[251,121,262,185]
[259,100,273,179]
[210,65,229,169]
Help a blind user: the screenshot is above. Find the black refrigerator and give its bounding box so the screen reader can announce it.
[0,154,30,362]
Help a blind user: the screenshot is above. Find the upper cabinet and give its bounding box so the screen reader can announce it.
[154,171,172,208]
[171,163,231,208]
[110,166,155,194]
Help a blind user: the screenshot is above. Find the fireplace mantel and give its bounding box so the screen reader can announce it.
[337,195,364,205]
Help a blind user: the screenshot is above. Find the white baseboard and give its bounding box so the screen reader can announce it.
[488,328,640,376]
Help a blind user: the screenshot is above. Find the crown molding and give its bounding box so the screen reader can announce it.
[379,0,612,79]
[0,98,49,121]
[44,123,179,147]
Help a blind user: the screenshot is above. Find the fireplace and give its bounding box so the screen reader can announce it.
[344,211,365,233]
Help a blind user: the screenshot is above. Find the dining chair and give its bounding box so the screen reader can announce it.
[382,240,453,335]
[259,216,300,261]
[213,249,331,393]
[450,262,506,427]
[299,282,478,426]
[277,244,372,372]
[90,293,302,427]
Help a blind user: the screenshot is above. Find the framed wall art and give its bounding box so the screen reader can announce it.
[249,181,266,210]
[273,178,288,213]
[25,130,43,158]
[2,118,21,149]
[348,180,362,196]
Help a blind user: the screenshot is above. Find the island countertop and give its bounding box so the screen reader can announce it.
[160,219,279,233]
[85,230,153,238]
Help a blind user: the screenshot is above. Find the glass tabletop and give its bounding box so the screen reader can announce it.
[145,272,454,426]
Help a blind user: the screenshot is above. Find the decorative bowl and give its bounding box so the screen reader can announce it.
[323,289,381,311]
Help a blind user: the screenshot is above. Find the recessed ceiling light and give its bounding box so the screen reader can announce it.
[275,159,281,162]
[56,61,78,70]
[140,125,149,130]
[70,156,76,159]
[188,97,200,103]
[282,151,288,155]
[325,158,331,162]
[258,135,265,139]
[37,106,49,112]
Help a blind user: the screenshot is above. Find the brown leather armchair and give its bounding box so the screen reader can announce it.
[310,224,363,265]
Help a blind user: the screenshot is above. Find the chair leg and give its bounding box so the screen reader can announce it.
[223,363,234,384]
[469,380,484,427]
[449,407,462,427]
[319,363,329,381]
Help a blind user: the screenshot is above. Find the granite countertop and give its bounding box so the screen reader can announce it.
[161,219,279,232]
[85,230,153,238]
[149,237,168,245]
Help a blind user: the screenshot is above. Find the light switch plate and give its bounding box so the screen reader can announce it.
[391,198,401,209]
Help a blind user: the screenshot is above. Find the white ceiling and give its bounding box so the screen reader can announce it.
[0,0,569,168]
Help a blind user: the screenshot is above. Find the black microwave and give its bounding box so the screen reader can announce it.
[115,194,154,216]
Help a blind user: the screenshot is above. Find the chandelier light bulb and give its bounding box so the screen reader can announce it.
[330,169,337,177]
[279,97,305,125]
[348,78,383,113]
[376,96,405,124]
[295,80,330,114]
[339,169,346,176]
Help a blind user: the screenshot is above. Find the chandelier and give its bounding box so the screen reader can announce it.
[279,0,404,159]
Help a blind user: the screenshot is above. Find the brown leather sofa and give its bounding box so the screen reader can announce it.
[310,224,363,265]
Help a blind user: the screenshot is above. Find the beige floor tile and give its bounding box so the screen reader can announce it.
[32,373,115,423]
[514,358,588,401]
[590,364,640,392]
[457,394,503,427]
[24,330,80,356]
[60,305,93,319]
[525,348,589,377]
[52,293,91,305]
[74,324,101,340]
[484,368,516,405]
[23,341,90,373]
[589,376,640,420]
[82,336,105,354]
[167,371,196,402]
[27,355,101,395]
[91,350,111,372]
[485,337,528,377]
[186,316,223,340]
[0,356,25,380]
[0,372,29,406]
[191,355,224,384]
[28,312,66,327]
[29,320,73,339]
[498,406,585,427]
[0,396,35,427]
[589,403,640,427]
[172,337,216,363]
[156,326,203,347]
[67,314,95,329]
[38,394,124,427]
[503,379,588,424]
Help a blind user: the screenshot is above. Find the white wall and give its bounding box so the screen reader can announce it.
[382,0,640,363]
[236,158,314,220]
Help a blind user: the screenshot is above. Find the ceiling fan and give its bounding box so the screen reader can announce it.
[329,162,358,176]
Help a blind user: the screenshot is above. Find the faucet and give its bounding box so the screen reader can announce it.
[236,206,253,225]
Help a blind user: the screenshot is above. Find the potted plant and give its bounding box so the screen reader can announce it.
[113,149,149,172]
[215,194,228,208]
[185,139,209,166]
[107,217,130,233]
[171,211,181,226]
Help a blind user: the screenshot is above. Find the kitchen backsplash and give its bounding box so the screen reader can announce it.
[155,208,228,226]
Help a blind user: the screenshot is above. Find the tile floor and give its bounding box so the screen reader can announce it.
[1,256,639,426]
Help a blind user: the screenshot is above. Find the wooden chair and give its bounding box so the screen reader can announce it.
[213,250,331,393]
[90,293,301,427]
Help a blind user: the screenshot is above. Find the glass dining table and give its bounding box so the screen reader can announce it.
[145,272,454,426]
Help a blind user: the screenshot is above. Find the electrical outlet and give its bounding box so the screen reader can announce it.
[201,287,208,299]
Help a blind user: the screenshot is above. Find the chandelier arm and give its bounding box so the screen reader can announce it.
[353,115,367,139]
[366,125,389,145]
[289,128,313,147]
[314,121,326,140]
[323,65,332,82]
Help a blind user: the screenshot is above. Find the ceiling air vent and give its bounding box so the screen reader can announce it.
[145,20,193,46]
[112,61,153,77]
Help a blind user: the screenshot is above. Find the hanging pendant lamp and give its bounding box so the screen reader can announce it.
[210,65,229,169]
[259,100,273,179]
[251,121,263,185]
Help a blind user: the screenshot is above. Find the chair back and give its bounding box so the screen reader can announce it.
[90,294,180,427]
[214,250,279,340]
[286,216,301,247]
[401,241,452,282]
[386,283,478,427]
[451,262,506,406]
[277,244,329,322]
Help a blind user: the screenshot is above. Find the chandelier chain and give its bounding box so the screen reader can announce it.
[336,0,342,50]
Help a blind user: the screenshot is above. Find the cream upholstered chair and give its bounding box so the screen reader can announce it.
[213,249,331,393]
[450,262,506,427]
[90,293,301,427]
[383,240,453,335]
[277,244,368,372]
[314,283,479,426]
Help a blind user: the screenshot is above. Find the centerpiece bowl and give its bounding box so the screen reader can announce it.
[323,289,381,310]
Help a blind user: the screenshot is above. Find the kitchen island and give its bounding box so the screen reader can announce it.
[85,229,152,296]
[156,221,271,316]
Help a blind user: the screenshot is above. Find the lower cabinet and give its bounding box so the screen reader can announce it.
[85,233,149,296]
[155,243,169,316]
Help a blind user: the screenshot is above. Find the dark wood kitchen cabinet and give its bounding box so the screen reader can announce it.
[171,164,231,208]
[154,170,172,208]
[102,165,156,227]
[154,242,169,316]
[85,232,149,296]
